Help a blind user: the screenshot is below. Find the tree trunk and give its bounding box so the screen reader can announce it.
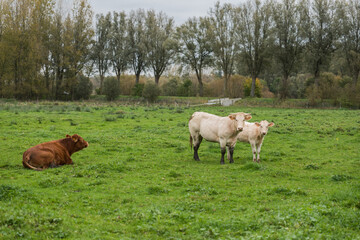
[250,75,256,97]
[196,69,203,97]
[352,71,359,86]
[223,75,229,97]
[198,78,204,97]
[280,74,289,99]
[116,73,121,87]
[100,74,104,94]
[314,59,321,86]
[155,74,160,85]
[135,73,140,84]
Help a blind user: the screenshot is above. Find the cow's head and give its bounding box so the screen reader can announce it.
[66,134,89,152]
[255,120,274,136]
[229,112,252,131]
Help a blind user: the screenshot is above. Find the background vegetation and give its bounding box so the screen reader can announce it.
[0,100,359,239]
[0,0,359,107]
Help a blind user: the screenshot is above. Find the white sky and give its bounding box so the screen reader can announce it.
[88,0,242,25]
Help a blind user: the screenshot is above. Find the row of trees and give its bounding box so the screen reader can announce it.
[0,0,359,102]
[0,0,94,100]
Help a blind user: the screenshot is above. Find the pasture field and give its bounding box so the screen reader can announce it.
[0,101,359,239]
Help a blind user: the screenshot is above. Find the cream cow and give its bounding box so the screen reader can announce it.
[189,112,252,164]
[227,120,274,162]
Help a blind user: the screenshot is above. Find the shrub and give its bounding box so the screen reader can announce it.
[228,75,246,98]
[73,75,93,100]
[162,78,179,96]
[132,83,144,97]
[142,82,161,102]
[289,74,308,98]
[177,78,193,97]
[103,77,120,101]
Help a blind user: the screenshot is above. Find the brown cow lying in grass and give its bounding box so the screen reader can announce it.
[23,134,88,171]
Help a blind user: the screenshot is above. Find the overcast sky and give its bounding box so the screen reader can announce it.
[88,0,241,25]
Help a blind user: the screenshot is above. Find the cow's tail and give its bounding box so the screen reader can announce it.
[23,156,42,171]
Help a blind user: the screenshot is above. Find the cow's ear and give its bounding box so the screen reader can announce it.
[268,122,274,127]
[66,134,71,138]
[255,122,261,127]
[72,135,79,143]
[245,114,252,120]
[228,114,236,120]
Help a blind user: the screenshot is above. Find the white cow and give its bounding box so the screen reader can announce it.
[189,112,252,164]
[227,120,274,162]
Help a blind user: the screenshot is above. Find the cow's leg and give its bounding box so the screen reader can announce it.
[250,142,257,162]
[226,146,230,161]
[228,146,235,163]
[220,147,226,165]
[193,135,202,161]
[256,143,262,162]
[219,139,227,164]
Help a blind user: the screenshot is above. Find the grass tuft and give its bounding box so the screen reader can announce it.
[331,174,352,181]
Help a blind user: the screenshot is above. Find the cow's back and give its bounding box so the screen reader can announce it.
[190,112,228,142]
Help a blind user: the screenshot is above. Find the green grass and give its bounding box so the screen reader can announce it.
[0,101,359,239]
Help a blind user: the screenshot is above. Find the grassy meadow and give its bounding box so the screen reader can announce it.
[0,100,359,239]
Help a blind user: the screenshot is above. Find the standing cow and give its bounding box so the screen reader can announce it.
[227,120,274,162]
[189,112,252,164]
[23,134,88,170]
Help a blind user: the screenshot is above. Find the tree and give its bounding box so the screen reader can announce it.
[177,17,213,97]
[110,11,129,85]
[209,2,237,97]
[128,9,147,84]
[145,10,177,85]
[337,0,360,86]
[67,0,94,99]
[300,0,336,85]
[272,0,303,99]
[0,0,11,97]
[235,0,272,97]
[48,5,68,100]
[93,13,111,94]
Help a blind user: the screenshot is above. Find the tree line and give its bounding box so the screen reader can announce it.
[0,0,359,106]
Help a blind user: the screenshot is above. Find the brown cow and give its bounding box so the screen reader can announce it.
[22,134,88,170]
